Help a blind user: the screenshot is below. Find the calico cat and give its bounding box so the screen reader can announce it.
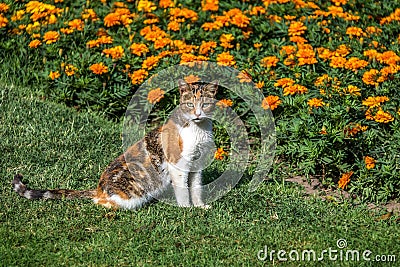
[12,79,218,209]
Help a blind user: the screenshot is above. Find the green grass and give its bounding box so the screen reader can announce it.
[0,84,398,266]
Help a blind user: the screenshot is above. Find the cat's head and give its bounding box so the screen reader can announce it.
[178,79,218,123]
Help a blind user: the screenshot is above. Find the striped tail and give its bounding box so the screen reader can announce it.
[12,174,96,200]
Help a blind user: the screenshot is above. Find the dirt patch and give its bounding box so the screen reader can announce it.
[285,176,400,215]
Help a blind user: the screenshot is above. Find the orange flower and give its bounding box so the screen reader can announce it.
[274,78,295,88]
[261,56,279,68]
[130,69,148,85]
[307,98,325,108]
[345,85,361,96]
[288,21,307,36]
[373,108,394,123]
[0,14,8,28]
[338,171,353,189]
[217,99,233,108]
[130,43,149,56]
[104,13,121,27]
[330,56,347,68]
[29,39,41,48]
[159,0,174,8]
[137,0,157,12]
[89,63,108,75]
[64,64,78,76]
[142,56,160,70]
[68,19,84,31]
[220,33,234,49]
[346,26,365,37]
[214,147,228,160]
[103,46,124,60]
[344,123,368,137]
[262,95,281,110]
[184,75,201,83]
[216,52,235,66]
[296,45,317,66]
[364,156,376,170]
[49,71,60,80]
[43,31,60,44]
[283,84,308,96]
[362,69,380,86]
[0,3,9,13]
[199,41,217,55]
[167,20,180,31]
[147,88,165,104]
[362,96,389,108]
[230,12,250,28]
[202,0,218,11]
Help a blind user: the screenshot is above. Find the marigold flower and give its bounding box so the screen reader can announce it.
[216,52,235,66]
[137,0,157,12]
[345,85,361,96]
[147,88,165,104]
[338,171,353,189]
[202,0,218,11]
[217,99,233,108]
[142,56,160,70]
[43,31,60,44]
[104,13,121,27]
[346,26,365,37]
[159,0,174,8]
[344,123,367,137]
[230,12,250,28]
[64,64,78,76]
[103,46,124,60]
[90,63,108,75]
[307,98,325,108]
[49,71,60,80]
[283,84,308,96]
[362,96,389,108]
[261,56,279,68]
[0,3,9,13]
[199,41,217,55]
[330,56,347,68]
[130,43,149,56]
[214,147,228,160]
[68,19,84,31]
[364,156,376,170]
[262,95,281,110]
[373,108,394,123]
[0,14,8,28]
[362,69,380,86]
[130,69,148,85]
[288,21,307,36]
[29,39,41,48]
[275,78,295,88]
[167,20,180,31]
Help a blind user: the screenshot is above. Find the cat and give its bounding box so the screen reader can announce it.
[12,79,218,209]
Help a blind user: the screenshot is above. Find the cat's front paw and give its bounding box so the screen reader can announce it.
[197,204,212,210]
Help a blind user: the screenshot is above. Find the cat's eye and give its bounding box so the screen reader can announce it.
[202,103,212,108]
[186,103,194,108]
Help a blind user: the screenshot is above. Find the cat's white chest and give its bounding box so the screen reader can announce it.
[176,121,214,171]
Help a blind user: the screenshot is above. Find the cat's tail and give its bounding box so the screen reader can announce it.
[12,174,96,200]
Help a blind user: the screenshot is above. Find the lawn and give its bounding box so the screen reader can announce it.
[0,84,398,266]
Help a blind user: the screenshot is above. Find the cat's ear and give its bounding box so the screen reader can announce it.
[204,80,218,97]
[178,79,191,94]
